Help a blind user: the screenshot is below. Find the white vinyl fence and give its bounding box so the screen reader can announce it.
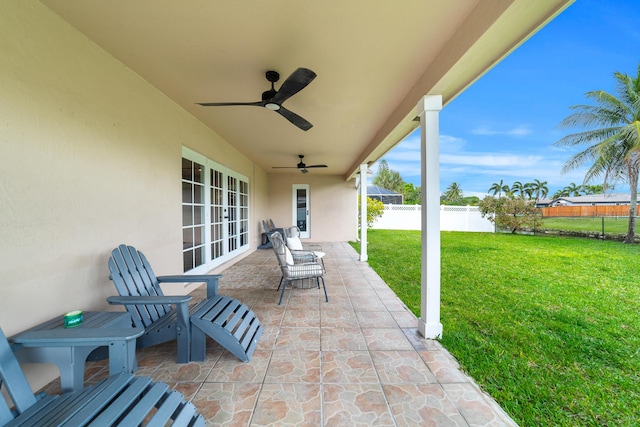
[372,204,495,232]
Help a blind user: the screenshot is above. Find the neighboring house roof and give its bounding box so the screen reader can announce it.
[365,185,403,204]
[535,198,554,207]
[549,194,639,206]
[367,185,401,196]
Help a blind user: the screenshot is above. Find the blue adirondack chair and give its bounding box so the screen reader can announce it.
[0,327,205,426]
[107,244,262,363]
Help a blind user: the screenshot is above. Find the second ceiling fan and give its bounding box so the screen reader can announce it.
[197,68,316,131]
[273,155,327,174]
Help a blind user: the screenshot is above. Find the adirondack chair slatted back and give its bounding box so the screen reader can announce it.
[0,328,39,423]
[109,245,171,329]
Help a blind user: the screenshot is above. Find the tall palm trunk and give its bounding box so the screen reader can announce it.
[624,165,638,243]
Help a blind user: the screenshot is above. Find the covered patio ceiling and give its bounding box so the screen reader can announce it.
[40,0,573,180]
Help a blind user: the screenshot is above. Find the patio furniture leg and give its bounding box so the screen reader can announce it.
[278,280,288,305]
[191,325,207,362]
[320,276,328,302]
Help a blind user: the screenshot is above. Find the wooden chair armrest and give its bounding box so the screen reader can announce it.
[107,295,191,306]
[157,275,221,298]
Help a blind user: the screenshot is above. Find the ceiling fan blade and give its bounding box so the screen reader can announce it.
[276,106,313,131]
[305,164,328,168]
[270,68,316,105]
[197,101,264,107]
[272,166,299,169]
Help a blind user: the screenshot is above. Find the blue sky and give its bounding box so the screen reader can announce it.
[376,0,640,198]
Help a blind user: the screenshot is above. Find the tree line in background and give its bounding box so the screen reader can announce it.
[481,63,640,241]
[372,63,640,242]
[373,160,480,206]
[372,160,422,204]
[487,179,610,200]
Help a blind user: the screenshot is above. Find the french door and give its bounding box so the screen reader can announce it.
[292,184,310,238]
[182,148,249,273]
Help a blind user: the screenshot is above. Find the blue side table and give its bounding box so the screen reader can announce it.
[11,311,143,392]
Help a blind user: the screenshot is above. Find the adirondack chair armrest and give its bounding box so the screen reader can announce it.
[107,295,192,306]
[11,328,144,347]
[157,274,221,298]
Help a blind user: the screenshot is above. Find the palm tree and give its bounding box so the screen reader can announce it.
[373,160,405,194]
[563,182,584,197]
[488,180,505,197]
[583,184,600,195]
[511,181,526,198]
[555,64,640,243]
[443,182,463,204]
[529,179,548,201]
[523,182,534,200]
[552,188,570,199]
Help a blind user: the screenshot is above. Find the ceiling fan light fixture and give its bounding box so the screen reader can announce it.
[272,154,327,172]
[198,68,315,131]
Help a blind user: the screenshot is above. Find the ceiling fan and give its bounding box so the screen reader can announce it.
[197,68,316,131]
[273,155,327,174]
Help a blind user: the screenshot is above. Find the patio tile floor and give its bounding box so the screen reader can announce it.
[38,242,517,426]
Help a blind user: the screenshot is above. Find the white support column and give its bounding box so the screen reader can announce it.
[359,163,368,261]
[417,95,443,339]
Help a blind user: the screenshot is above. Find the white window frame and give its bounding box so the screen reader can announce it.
[182,147,250,273]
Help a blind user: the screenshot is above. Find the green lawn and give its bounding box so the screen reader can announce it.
[541,216,635,234]
[350,230,640,426]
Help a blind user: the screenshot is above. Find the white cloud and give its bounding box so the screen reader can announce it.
[471,126,532,136]
[372,128,624,196]
[439,135,467,152]
[440,153,543,167]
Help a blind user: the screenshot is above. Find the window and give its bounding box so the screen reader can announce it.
[182,148,250,273]
[182,158,205,271]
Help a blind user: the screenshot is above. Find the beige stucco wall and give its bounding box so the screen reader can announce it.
[0,0,357,390]
[0,1,271,388]
[267,174,358,242]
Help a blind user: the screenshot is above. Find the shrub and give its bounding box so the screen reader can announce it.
[358,196,385,228]
[479,195,541,233]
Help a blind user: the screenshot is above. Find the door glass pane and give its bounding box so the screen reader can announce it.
[183,250,193,272]
[194,183,204,204]
[182,182,192,203]
[210,169,224,261]
[182,158,206,272]
[193,163,203,183]
[183,228,192,249]
[194,226,203,245]
[181,158,192,180]
[182,205,192,226]
[296,189,307,231]
[239,180,249,247]
[227,176,238,252]
[194,206,203,224]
